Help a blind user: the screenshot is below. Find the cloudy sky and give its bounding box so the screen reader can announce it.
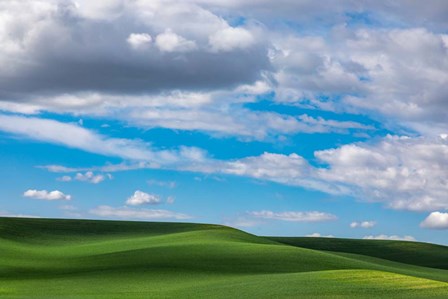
[1,0,447,244]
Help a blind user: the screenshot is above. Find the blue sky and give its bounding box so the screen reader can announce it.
[0,0,447,244]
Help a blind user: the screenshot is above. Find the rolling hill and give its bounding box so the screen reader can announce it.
[0,217,447,298]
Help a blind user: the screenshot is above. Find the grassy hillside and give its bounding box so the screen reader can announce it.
[1,217,447,298]
[268,236,448,270]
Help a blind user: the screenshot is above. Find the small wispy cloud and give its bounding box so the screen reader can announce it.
[58,171,112,184]
[248,210,337,222]
[306,233,334,238]
[147,179,177,188]
[89,205,191,220]
[363,235,415,241]
[350,221,376,228]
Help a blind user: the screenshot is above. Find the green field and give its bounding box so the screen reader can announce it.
[1,217,447,298]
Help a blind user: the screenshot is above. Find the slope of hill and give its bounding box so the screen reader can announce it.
[0,217,447,298]
[267,236,448,270]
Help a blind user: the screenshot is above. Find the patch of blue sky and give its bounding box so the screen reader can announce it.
[224,15,247,27]
[344,11,410,30]
[344,11,379,28]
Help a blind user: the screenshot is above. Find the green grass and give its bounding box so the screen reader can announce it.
[1,217,447,298]
[267,236,448,269]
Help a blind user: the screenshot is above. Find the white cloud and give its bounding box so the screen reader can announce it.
[268,26,448,135]
[220,152,350,195]
[420,211,448,229]
[0,0,447,142]
[127,33,152,50]
[306,233,334,238]
[0,114,153,161]
[23,189,71,201]
[58,172,111,184]
[74,172,111,184]
[89,205,191,220]
[126,190,161,206]
[209,27,255,52]
[363,235,416,241]
[155,29,197,52]
[350,221,376,228]
[316,135,448,211]
[41,165,86,173]
[37,133,448,213]
[248,210,337,222]
[0,88,373,142]
[0,114,209,166]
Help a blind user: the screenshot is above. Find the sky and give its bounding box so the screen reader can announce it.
[0,0,447,244]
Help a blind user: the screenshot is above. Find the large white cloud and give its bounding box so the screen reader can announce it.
[316,135,448,211]
[1,0,446,220]
[269,26,448,134]
[1,0,445,143]
[420,212,448,229]
[0,0,268,109]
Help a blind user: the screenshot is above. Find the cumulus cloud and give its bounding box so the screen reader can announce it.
[74,172,111,184]
[155,29,197,52]
[58,172,111,184]
[37,132,448,213]
[208,134,448,212]
[316,135,448,211]
[1,0,445,220]
[126,190,161,206]
[220,152,350,195]
[127,33,152,50]
[89,205,191,220]
[420,212,448,229]
[248,210,337,222]
[0,0,446,142]
[269,26,448,135]
[23,189,71,201]
[350,221,376,228]
[363,235,416,241]
[209,27,255,52]
[0,0,268,102]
